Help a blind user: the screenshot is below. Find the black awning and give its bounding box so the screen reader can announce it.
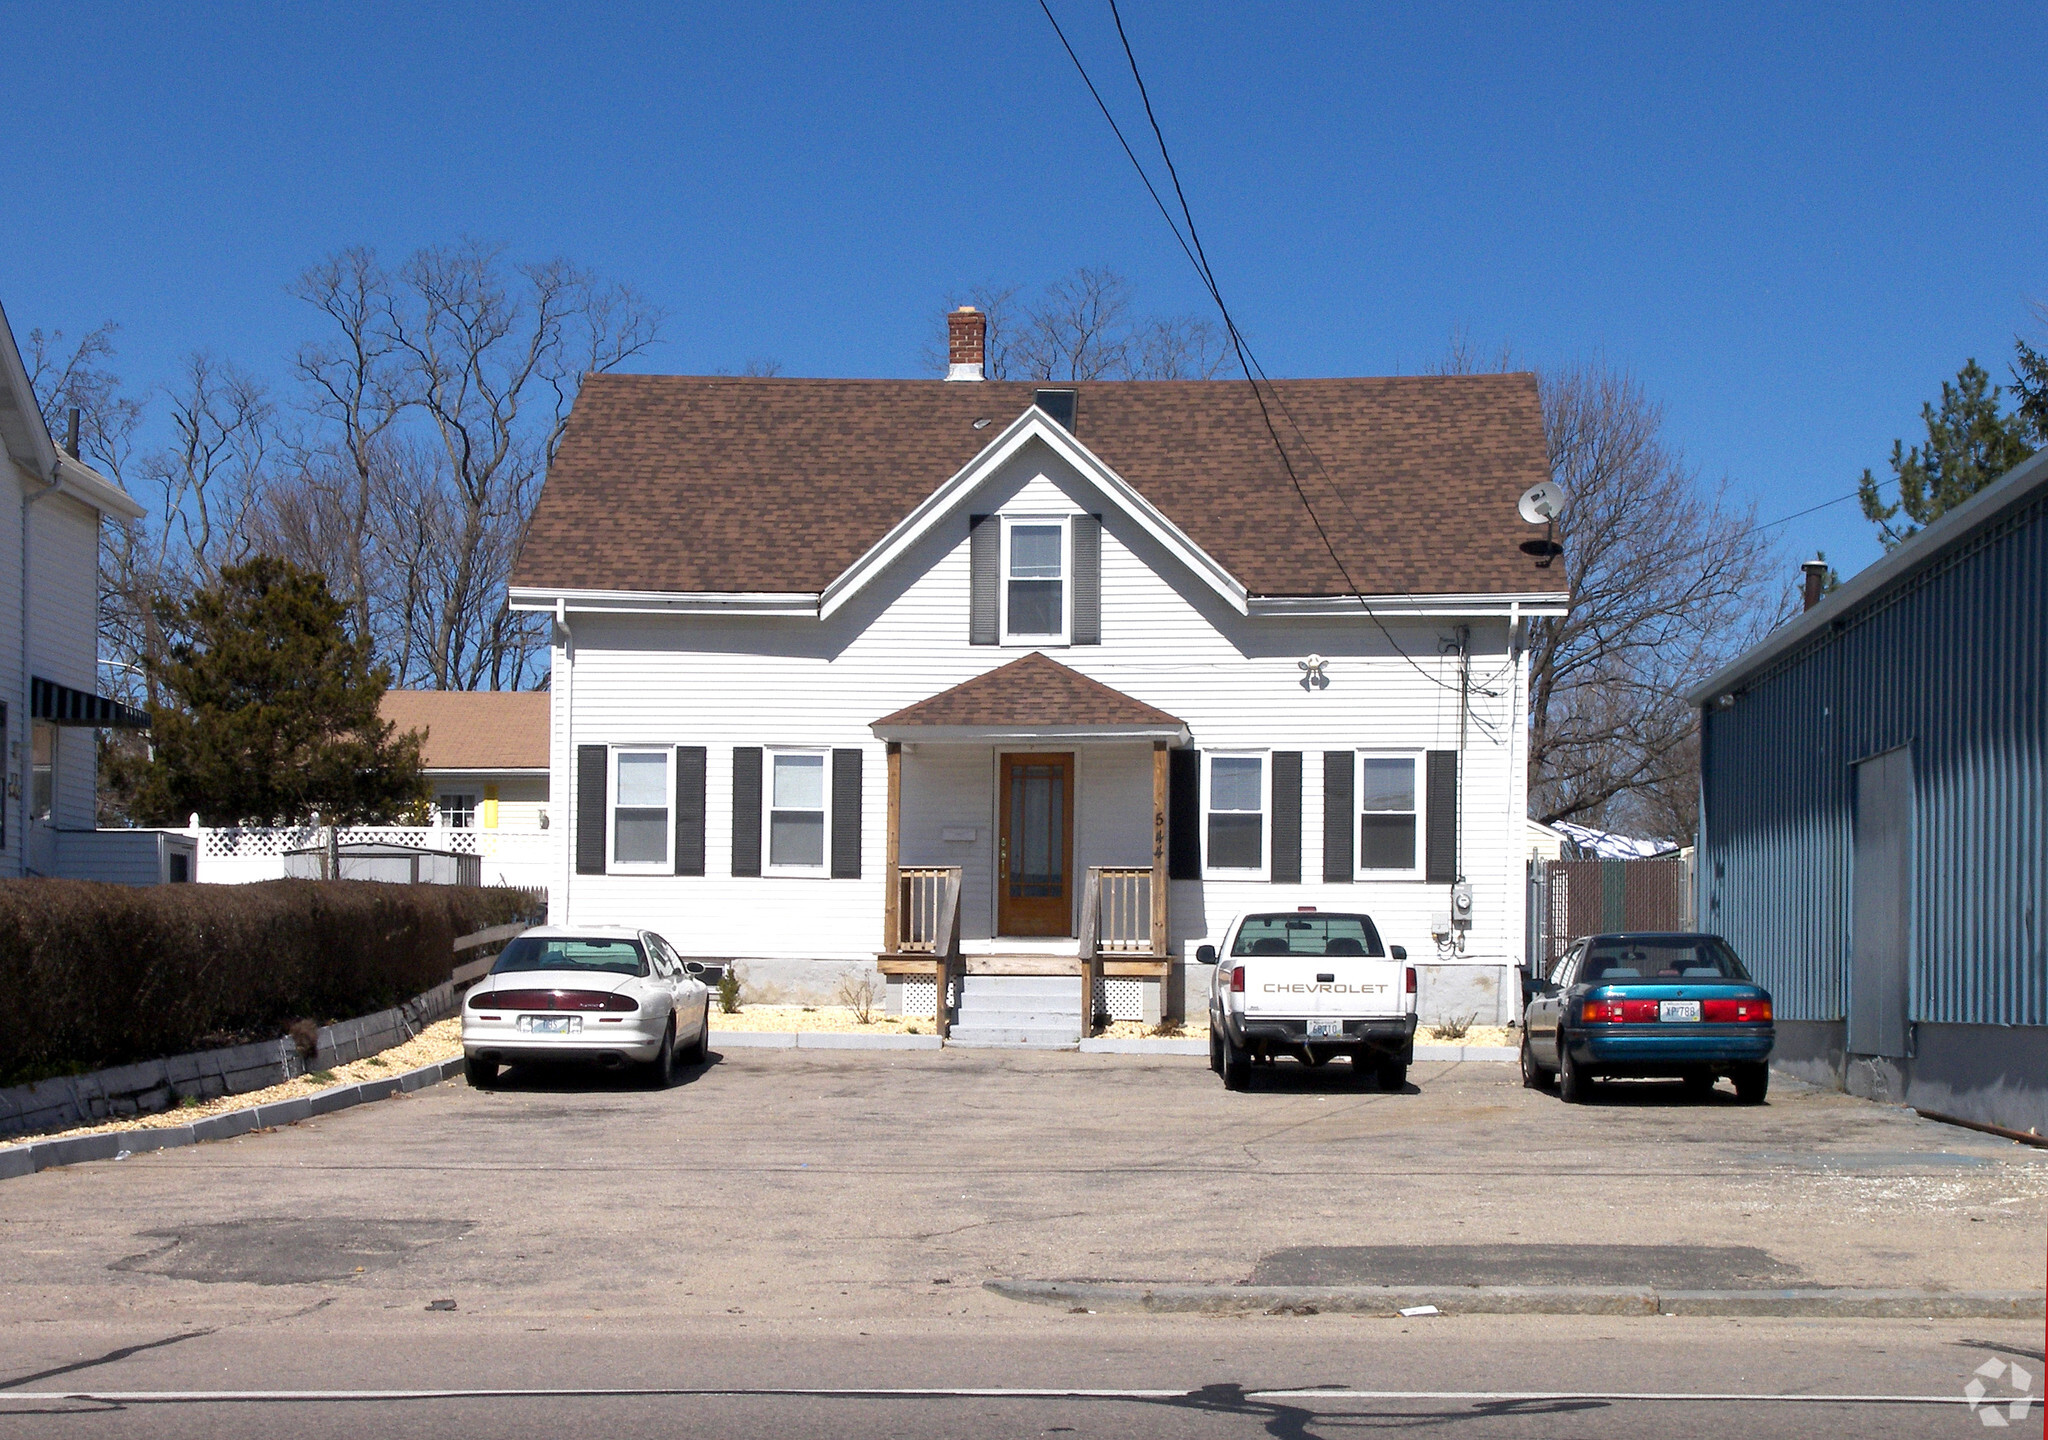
[32,676,149,729]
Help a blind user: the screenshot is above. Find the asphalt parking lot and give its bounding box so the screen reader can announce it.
[0,1049,2041,1435]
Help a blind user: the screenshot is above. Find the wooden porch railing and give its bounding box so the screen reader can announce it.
[1079,865,1163,1031]
[886,865,961,1039]
[896,866,958,953]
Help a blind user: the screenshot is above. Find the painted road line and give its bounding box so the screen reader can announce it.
[0,1386,1985,1407]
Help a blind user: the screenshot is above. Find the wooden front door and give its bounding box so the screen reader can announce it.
[997,752,1075,937]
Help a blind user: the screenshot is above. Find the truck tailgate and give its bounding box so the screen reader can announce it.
[1240,957,1404,1019]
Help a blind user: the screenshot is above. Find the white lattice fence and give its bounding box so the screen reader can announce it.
[1100,978,1144,1022]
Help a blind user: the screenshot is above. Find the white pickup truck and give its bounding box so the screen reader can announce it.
[1199,909,1416,1091]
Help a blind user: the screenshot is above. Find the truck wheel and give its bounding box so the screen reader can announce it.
[1222,1038,1252,1091]
[1558,1043,1591,1104]
[1733,1063,1770,1105]
[1520,1033,1553,1090]
[1208,1028,1223,1075]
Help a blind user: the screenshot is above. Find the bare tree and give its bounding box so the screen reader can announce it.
[1437,345,1782,841]
[929,269,1225,381]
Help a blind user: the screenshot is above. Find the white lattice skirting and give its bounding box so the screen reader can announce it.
[901,977,937,1019]
[1100,978,1144,1022]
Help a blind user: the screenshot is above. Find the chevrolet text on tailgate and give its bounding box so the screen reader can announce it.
[1199,910,1417,1092]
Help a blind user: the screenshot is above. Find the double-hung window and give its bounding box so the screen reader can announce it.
[611,750,670,868]
[1359,754,1422,875]
[1204,753,1266,875]
[767,750,828,873]
[438,792,478,829]
[1002,517,1068,643]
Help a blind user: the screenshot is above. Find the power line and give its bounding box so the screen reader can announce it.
[1041,0,1473,697]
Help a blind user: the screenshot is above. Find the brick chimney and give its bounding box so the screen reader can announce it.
[1801,556,1830,612]
[945,306,985,382]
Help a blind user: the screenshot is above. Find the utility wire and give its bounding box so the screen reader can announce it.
[1051,0,1474,697]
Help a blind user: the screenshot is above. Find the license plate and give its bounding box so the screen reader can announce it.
[1306,1019,1343,1039]
[519,1016,578,1034]
[1659,1000,1702,1023]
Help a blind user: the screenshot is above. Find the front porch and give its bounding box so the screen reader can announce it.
[869,654,1185,1044]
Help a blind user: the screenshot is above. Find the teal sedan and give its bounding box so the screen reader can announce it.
[1521,933,1774,1104]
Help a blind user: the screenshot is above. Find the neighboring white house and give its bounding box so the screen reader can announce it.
[379,689,551,833]
[510,308,1569,1024]
[0,300,186,885]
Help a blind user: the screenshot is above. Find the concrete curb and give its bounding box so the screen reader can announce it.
[1414,1045,1517,1063]
[711,1032,943,1050]
[986,1279,2047,1320]
[0,1055,464,1182]
[1079,1037,1208,1056]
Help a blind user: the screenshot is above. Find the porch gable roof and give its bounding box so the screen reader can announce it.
[871,652,1188,743]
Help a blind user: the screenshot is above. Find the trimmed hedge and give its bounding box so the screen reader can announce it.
[0,879,539,1082]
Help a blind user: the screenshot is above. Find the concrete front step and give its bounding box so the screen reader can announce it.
[953,1011,1083,1030]
[959,975,1081,1000]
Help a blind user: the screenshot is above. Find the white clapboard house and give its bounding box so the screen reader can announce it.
[511,308,1567,1039]
[0,300,190,885]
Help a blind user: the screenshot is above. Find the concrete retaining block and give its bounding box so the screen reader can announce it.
[1414,1045,1517,1063]
[355,1078,402,1102]
[32,1133,124,1172]
[188,1110,257,1143]
[308,1084,367,1117]
[253,1097,314,1129]
[117,1128,194,1155]
[711,1032,797,1048]
[0,1144,35,1179]
[795,1033,943,1051]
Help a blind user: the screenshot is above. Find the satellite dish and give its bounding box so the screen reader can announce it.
[1518,481,1565,525]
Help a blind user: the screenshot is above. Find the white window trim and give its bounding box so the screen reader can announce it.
[607,746,674,873]
[1356,749,1425,880]
[999,514,1072,647]
[437,792,479,829]
[1201,748,1270,880]
[763,745,833,877]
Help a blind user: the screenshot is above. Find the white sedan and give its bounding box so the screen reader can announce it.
[461,926,712,1088]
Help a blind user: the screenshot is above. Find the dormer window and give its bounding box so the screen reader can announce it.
[1002,518,1069,644]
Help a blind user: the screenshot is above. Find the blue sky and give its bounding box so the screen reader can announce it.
[3,1,2044,580]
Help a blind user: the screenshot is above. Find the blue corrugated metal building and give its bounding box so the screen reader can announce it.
[1690,448,2047,1136]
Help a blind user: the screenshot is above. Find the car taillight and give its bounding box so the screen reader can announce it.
[1581,998,1661,1023]
[1704,998,1772,1023]
[1404,967,1416,995]
[1229,966,1245,994]
[469,988,636,1012]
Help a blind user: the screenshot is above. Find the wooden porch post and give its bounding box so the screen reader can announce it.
[1151,741,1169,957]
[884,742,902,954]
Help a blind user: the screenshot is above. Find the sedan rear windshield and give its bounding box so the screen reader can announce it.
[1232,915,1385,958]
[1581,939,1750,984]
[491,936,647,977]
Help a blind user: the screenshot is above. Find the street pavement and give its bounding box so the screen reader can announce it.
[0,1048,2041,1436]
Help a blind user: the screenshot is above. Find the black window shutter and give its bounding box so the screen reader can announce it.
[731,747,762,877]
[673,746,706,876]
[1426,750,1459,884]
[575,744,607,875]
[969,515,998,644]
[1167,748,1202,880]
[1071,514,1102,644]
[1322,751,1354,882]
[831,748,862,879]
[1271,751,1303,885]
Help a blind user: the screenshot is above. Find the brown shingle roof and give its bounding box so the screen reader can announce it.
[514,373,1551,599]
[380,690,549,771]
[873,653,1184,730]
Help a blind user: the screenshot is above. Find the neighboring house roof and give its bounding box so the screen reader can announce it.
[872,652,1187,741]
[1552,821,1682,861]
[514,373,1555,602]
[0,298,146,521]
[1687,446,2048,705]
[380,690,550,772]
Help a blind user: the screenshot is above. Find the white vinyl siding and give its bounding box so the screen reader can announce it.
[547,449,1529,971]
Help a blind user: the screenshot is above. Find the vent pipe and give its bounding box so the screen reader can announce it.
[1800,557,1829,612]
